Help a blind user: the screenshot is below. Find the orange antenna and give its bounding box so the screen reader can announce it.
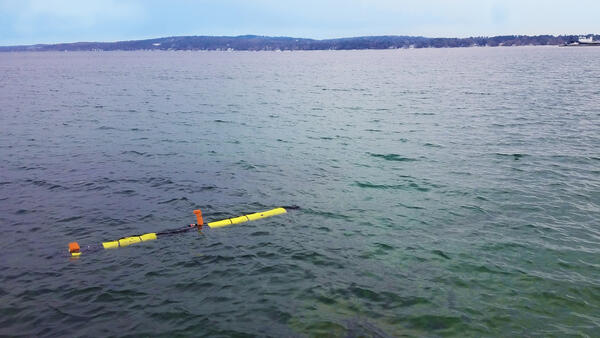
[193,209,203,225]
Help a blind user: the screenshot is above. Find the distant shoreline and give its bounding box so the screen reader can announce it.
[1,34,598,52]
[0,45,570,54]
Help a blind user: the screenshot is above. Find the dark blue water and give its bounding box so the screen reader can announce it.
[1,47,599,336]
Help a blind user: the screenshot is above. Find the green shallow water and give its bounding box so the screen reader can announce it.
[0,47,599,336]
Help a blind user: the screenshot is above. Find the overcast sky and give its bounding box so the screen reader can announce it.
[0,0,598,45]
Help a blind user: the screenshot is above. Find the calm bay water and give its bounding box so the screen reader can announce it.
[1,47,599,336]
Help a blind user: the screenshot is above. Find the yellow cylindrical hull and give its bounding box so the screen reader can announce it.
[207,207,287,228]
[102,232,157,249]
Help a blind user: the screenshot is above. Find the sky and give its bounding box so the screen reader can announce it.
[0,0,598,45]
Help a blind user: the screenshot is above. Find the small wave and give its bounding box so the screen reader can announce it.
[302,208,352,221]
[374,242,395,251]
[321,88,351,92]
[354,181,402,190]
[349,285,384,302]
[406,314,462,330]
[495,153,527,160]
[190,185,217,192]
[121,150,151,157]
[114,189,136,195]
[57,216,83,223]
[460,205,488,214]
[291,250,344,268]
[235,160,256,170]
[463,91,492,95]
[368,153,417,162]
[24,179,65,191]
[397,202,424,209]
[393,137,409,142]
[432,249,451,260]
[147,177,174,187]
[158,196,189,204]
[355,181,431,192]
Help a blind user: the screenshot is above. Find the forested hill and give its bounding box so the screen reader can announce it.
[1,34,597,51]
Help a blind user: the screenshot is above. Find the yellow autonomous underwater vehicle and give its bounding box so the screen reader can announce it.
[68,206,296,257]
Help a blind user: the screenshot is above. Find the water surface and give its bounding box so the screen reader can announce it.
[1,47,599,336]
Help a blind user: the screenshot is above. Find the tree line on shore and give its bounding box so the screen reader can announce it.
[1,34,597,51]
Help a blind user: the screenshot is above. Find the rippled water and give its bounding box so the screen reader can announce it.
[1,47,599,336]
